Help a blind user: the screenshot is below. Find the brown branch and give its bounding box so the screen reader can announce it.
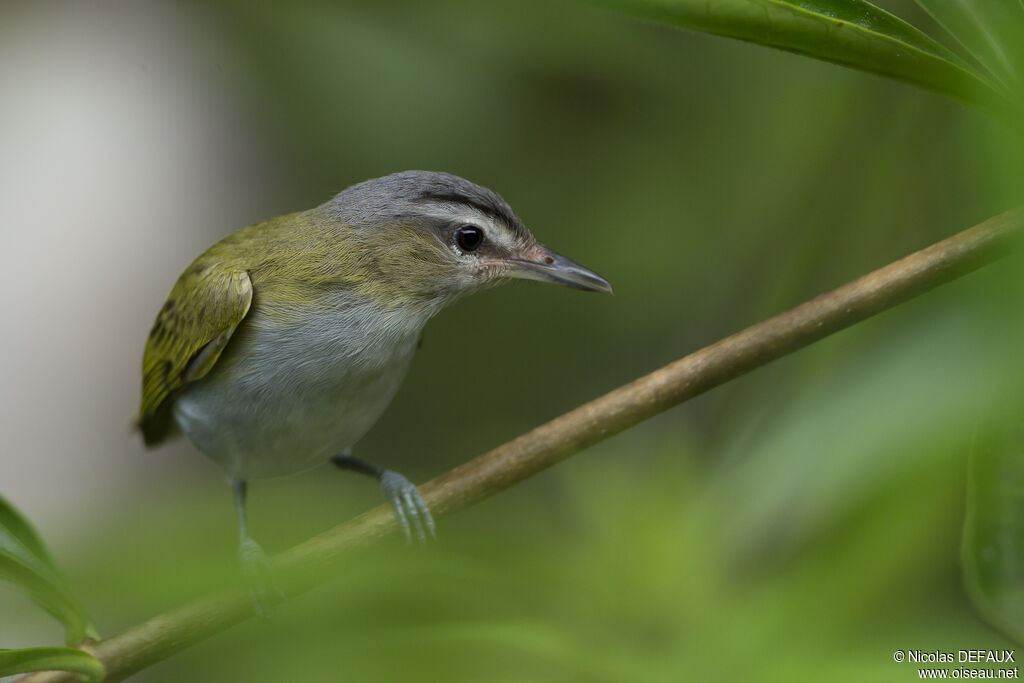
[23,207,1024,682]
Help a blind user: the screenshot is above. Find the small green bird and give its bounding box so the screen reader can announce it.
[137,170,611,612]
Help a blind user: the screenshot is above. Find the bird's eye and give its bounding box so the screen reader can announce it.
[455,225,484,252]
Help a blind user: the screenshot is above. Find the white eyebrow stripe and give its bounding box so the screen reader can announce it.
[421,207,520,251]
[483,220,518,250]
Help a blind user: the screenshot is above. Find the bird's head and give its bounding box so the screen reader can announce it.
[318,171,612,306]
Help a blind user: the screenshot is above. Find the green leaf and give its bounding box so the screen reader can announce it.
[0,495,99,644]
[0,494,60,572]
[914,0,1024,97]
[0,647,105,682]
[593,0,1002,108]
[962,416,1024,643]
[0,551,99,645]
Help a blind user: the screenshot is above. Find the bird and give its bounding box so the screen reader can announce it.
[136,170,612,613]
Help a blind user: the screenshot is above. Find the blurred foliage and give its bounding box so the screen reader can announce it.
[0,494,100,676]
[963,411,1024,645]
[915,0,1024,96]
[0,495,97,644]
[6,0,1024,680]
[600,0,1024,650]
[597,0,999,107]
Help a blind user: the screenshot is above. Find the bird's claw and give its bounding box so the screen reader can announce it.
[239,536,284,618]
[380,470,435,544]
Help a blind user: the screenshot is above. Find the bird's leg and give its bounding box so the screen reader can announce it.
[331,452,435,543]
[230,477,283,617]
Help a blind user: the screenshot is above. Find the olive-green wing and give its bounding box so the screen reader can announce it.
[138,263,252,445]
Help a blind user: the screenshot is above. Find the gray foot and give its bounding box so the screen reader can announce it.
[239,536,284,618]
[380,470,436,544]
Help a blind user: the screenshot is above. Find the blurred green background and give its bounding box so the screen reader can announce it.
[2,0,1022,680]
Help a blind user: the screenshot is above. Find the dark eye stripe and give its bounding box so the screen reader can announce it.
[418,191,511,228]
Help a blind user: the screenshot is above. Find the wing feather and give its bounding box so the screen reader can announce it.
[137,263,252,445]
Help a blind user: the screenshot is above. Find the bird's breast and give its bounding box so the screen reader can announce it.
[172,294,436,478]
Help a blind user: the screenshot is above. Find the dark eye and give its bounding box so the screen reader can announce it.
[455,224,484,252]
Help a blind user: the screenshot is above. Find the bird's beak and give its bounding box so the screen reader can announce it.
[499,244,613,293]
